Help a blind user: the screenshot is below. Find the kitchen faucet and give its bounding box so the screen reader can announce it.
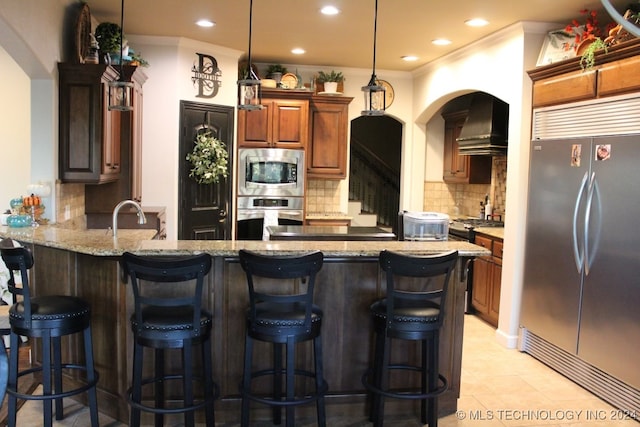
[112,200,147,238]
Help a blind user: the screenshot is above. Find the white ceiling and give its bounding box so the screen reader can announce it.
[86,0,630,72]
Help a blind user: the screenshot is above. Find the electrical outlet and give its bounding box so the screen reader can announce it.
[64,205,71,221]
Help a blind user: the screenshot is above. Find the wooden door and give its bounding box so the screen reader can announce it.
[178,101,233,240]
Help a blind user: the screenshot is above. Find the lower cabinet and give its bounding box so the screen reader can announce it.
[471,233,503,327]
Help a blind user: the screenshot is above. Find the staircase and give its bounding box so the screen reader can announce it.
[348,201,378,226]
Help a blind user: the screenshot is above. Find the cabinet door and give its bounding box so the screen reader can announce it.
[442,112,492,184]
[237,102,272,147]
[307,96,352,178]
[471,234,493,317]
[272,99,308,148]
[489,256,502,323]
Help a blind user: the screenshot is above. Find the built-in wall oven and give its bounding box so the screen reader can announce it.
[237,148,305,240]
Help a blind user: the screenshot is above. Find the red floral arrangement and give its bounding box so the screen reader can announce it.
[565,9,616,47]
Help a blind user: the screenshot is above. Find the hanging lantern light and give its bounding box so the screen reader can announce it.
[108,0,133,112]
[362,0,386,116]
[237,0,263,110]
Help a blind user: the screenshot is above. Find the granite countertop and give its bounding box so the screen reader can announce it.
[473,227,505,240]
[0,225,490,258]
[305,212,352,220]
[267,225,396,241]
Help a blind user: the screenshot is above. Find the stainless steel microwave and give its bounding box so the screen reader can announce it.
[238,148,305,197]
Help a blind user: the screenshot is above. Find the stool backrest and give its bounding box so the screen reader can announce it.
[120,252,212,336]
[378,250,458,330]
[0,246,35,329]
[238,250,324,332]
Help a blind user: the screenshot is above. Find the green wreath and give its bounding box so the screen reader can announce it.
[186,132,229,184]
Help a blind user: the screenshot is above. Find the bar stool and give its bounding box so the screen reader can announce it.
[120,252,217,427]
[0,246,99,427]
[238,250,327,427]
[362,250,458,427]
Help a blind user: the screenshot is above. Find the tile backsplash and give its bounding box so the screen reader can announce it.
[55,182,85,227]
[305,179,342,213]
[423,157,507,220]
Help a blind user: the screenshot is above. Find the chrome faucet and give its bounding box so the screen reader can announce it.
[112,200,147,238]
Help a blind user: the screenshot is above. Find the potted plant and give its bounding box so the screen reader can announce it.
[94,22,122,59]
[317,70,344,93]
[564,8,615,70]
[266,64,287,83]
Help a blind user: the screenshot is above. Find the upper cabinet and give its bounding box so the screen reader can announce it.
[442,111,491,184]
[530,39,640,108]
[237,89,311,149]
[58,63,121,184]
[307,95,353,179]
[85,66,147,213]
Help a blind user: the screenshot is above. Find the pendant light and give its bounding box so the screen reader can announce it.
[237,0,262,110]
[108,0,133,111]
[362,0,386,116]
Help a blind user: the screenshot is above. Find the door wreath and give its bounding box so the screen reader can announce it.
[185,131,229,184]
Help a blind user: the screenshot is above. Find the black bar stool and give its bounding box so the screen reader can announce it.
[362,250,458,427]
[120,252,218,427]
[0,245,99,427]
[238,250,327,427]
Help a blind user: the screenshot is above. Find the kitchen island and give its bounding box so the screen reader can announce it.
[0,225,489,424]
[267,225,396,241]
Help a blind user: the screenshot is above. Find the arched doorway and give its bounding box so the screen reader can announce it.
[349,115,402,232]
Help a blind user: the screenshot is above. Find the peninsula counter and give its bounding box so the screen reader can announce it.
[0,225,489,424]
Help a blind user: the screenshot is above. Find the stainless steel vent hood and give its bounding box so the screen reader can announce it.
[456,93,509,156]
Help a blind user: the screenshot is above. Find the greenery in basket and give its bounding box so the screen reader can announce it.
[580,38,608,70]
[186,132,229,184]
[317,70,344,82]
[94,22,122,53]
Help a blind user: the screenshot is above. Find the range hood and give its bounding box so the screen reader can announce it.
[456,94,509,156]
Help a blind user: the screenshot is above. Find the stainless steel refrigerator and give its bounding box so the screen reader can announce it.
[521,135,640,394]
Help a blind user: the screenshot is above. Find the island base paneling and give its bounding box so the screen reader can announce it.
[27,245,467,424]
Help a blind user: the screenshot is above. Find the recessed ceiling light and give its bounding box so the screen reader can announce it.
[401,55,418,61]
[465,18,489,27]
[291,48,306,55]
[320,5,340,15]
[196,19,215,28]
[432,38,452,46]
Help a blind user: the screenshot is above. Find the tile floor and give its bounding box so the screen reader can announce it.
[9,315,639,426]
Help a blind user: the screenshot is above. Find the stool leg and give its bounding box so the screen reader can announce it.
[42,332,53,427]
[154,348,165,427]
[273,342,283,425]
[285,336,295,427]
[202,336,215,427]
[182,341,195,427]
[427,333,439,427]
[373,334,390,427]
[83,326,100,427]
[313,335,326,427]
[369,329,385,422]
[421,338,428,424]
[130,341,143,427]
[53,336,64,420]
[7,332,19,427]
[240,333,253,427]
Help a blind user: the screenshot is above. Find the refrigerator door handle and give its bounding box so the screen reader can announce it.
[573,171,589,273]
[584,173,602,275]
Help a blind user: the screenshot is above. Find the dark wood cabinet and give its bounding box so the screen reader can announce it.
[58,63,121,183]
[85,66,147,212]
[307,95,353,179]
[442,111,491,184]
[237,89,311,149]
[471,233,503,327]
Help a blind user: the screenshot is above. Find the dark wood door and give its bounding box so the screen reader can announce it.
[178,101,233,240]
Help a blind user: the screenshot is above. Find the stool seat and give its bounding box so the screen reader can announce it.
[9,296,91,336]
[131,305,212,346]
[1,245,99,427]
[363,250,458,427]
[239,250,327,427]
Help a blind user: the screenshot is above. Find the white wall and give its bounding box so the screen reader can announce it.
[126,36,242,239]
[411,22,555,348]
[0,45,30,207]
